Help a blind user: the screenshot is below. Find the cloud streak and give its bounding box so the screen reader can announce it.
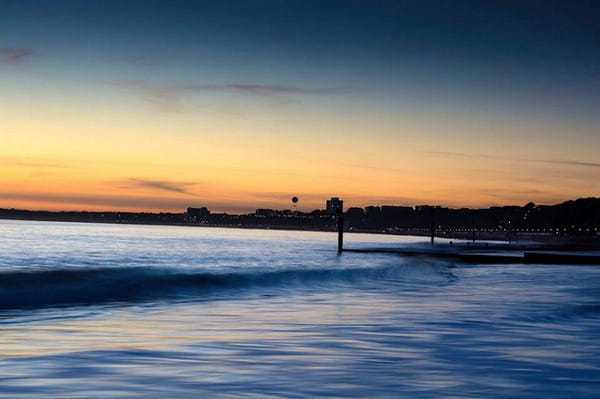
[0,48,35,65]
[0,191,199,212]
[0,156,68,169]
[98,80,351,111]
[116,178,199,195]
[425,150,600,169]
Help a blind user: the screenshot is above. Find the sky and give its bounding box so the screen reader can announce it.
[1,0,599,213]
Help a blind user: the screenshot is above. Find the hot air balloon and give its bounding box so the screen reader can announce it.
[291,196,299,208]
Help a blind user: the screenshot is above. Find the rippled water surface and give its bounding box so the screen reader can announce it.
[1,220,599,398]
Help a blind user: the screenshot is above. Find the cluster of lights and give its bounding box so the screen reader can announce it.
[420,227,599,234]
[387,227,599,234]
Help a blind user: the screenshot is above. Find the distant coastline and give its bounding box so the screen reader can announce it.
[2,197,599,247]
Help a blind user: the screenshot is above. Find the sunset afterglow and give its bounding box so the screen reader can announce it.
[2,1,598,212]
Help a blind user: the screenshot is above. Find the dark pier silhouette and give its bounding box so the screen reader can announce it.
[341,243,600,265]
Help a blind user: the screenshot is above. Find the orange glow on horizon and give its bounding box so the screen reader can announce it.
[2,81,598,212]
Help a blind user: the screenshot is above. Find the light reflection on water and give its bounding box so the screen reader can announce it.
[0,220,599,398]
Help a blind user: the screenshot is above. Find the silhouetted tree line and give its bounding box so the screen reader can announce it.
[346,198,600,234]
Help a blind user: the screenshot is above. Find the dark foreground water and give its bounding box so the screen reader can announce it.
[0,220,599,398]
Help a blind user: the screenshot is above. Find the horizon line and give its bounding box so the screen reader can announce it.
[1,196,597,215]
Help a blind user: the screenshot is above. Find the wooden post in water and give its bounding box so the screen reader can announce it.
[337,214,344,254]
[430,207,435,245]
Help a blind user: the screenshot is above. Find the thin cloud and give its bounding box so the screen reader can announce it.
[1,155,173,170]
[116,178,199,195]
[425,150,600,169]
[97,80,351,111]
[341,163,405,174]
[222,84,349,95]
[0,156,67,169]
[566,160,600,168]
[0,48,35,65]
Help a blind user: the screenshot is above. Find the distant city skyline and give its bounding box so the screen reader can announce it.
[2,1,599,213]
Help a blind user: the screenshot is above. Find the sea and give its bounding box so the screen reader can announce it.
[0,219,599,398]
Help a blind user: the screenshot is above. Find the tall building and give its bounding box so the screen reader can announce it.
[326,197,343,215]
[187,207,210,220]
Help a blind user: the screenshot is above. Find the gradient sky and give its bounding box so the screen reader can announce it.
[1,0,599,212]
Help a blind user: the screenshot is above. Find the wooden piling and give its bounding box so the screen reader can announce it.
[337,215,344,253]
[430,208,435,245]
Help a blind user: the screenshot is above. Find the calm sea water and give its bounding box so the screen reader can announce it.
[0,219,599,398]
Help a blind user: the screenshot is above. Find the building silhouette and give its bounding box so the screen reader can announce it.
[326,197,343,215]
[187,207,210,222]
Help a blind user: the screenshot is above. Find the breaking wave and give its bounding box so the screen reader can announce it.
[0,262,454,310]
